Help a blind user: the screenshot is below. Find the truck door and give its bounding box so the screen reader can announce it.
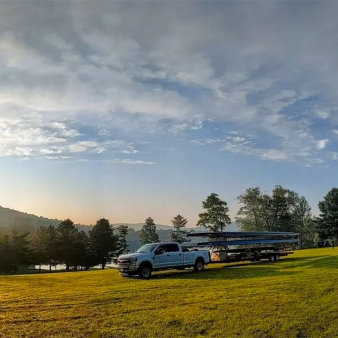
[166,243,184,267]
[154,244,169,268]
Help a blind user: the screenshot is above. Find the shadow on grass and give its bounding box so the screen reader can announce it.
[150,265,296,280]
[149,254,338,280]
[281,255,338,270]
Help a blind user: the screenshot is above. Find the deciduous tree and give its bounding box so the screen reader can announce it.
[197,193,231,232]
[236,186,304,233]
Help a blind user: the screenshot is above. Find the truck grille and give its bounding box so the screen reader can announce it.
[117,259,130,269]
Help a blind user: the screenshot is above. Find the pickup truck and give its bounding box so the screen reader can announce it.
[117,242,210,279]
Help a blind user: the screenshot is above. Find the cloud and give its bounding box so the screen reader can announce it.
[317,139,329,150]
[109,159,156,165]
[1,2,338,165]
[0,113,148,161]
[191,130,333,164]
[316,110,330,119]
[45,156,70,160]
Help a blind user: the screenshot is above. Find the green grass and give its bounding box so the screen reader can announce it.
[1,248,338,338]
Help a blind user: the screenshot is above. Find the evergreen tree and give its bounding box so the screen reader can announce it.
[55,219,80,271]
[45,225,58,272]
[315,188,338,240]
[89,218,117,269]
[0,230,32,274]
[139,217,159,245]
[116,225,130,254]
[72,231,97,271]
[170,214,190,243]
[31,226,49,272]
[292,196,315,247]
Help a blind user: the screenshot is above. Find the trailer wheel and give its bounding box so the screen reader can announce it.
[138,263,152,279]
[275,254,280,261]
[194,258,205,272]
[269,254,275,262]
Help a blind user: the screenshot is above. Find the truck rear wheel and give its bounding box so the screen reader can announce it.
[138,264,152,279]
[194,259,205,272]
[269,254,275,262]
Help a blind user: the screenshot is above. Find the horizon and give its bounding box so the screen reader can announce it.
[1,1,338,225]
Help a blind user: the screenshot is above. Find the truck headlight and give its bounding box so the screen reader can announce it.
[129,257,137,264]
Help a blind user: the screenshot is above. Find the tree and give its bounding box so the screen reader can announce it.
[292,196,315,247]
[236,186,300,232]
[269,186,298,232]
[0,230,32,274]
[45,225,58,272]
[116,225,130,254]
[0,234,13,273]
[170,214,190,243]
[315,188,338,240]
[31,226,49,272]
[139,217,159,245]
[236,187,266,230]
[73,231,98,271]
[89,218,117,269]
[197,193,231,232]
[55,219,80,271]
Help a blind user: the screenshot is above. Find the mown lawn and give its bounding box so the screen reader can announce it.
[1,248,338,338]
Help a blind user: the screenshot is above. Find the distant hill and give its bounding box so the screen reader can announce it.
[0,206,92,233]
[0,206,176,232]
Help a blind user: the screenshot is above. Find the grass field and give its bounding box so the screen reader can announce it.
[1,248,338,338]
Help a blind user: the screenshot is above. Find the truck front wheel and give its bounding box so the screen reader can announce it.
[138,263,152,279]
[194,259,205,272]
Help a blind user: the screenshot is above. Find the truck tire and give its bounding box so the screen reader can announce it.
[269,254,275,262]
[275,254,280,261]
[194,258,205,272]
[138,263,152,279]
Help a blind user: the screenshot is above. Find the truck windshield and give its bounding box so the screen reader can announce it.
[136,243,158,253]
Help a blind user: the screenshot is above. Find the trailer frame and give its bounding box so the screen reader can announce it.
[185,231,299,264]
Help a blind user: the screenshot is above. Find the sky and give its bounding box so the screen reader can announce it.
[0,1,338,226]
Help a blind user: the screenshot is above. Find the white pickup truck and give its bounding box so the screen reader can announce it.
[117,242,210,279]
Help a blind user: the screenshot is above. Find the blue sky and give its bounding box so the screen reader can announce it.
[0,1,337,226]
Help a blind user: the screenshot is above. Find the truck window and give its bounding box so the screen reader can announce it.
[136,243,158,253]
[157,244,168,252]
[167,244,180,252]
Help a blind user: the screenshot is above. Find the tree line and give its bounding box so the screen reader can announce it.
[139,185,338,249]
[0,218,129,274]
[1,185,337,273]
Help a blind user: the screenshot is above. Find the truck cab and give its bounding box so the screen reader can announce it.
[117,242,210,279]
